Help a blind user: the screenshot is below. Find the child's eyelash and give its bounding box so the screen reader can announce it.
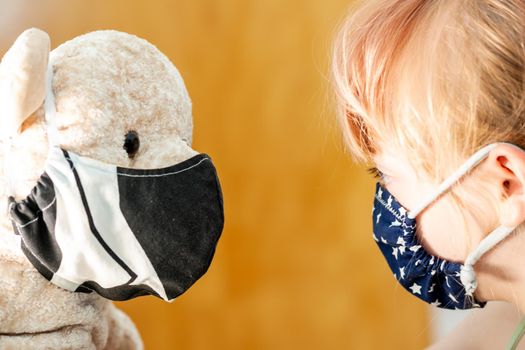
[367,166,384,179]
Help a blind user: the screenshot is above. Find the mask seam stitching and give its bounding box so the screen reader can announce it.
[10,196,57,228]
[116,157,211,178]
[63,154,211,178]
[374,193,415,229]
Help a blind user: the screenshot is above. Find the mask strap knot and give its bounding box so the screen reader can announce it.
[460,225,516,296]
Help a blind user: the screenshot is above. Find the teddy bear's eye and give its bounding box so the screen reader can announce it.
[123,131,140,158]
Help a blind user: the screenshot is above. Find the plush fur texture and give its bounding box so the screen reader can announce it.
[0,28,197,349]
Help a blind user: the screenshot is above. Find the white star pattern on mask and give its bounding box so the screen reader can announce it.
[392,247,398,259]
[409,283,422,295]
[398,207,406,217]
[431,299,441,306]
[376,212,382,224]
[389,219,401,227]
[396,237,406,255]
[429,283,435,293]
[378,188,383,198]
[409,245,421,252]
[399,267,405,279]
[448,293,458,303]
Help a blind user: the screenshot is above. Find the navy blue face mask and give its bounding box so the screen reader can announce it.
[372,142,517,310]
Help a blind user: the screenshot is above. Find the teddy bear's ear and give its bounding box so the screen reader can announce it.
[0,28,50,138]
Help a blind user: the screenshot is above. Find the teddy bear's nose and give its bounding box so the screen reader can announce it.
[123,131,140,158]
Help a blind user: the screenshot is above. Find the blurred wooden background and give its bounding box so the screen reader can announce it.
[0,0,428,348]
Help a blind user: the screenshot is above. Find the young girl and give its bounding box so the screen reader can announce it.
[331,0,525,348]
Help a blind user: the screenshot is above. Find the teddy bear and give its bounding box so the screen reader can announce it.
[0,28,224,350]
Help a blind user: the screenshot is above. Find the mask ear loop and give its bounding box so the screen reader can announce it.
[406,141,517,299]
[407,142,499,220]
[3,135,14,190]
[44,57,59,148]
[4,135,17,212]
[460,225,515,296]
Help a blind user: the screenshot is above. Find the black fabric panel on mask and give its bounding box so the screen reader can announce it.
[9,171,62,274]
[117,154,224,301]
[75,280,161,301]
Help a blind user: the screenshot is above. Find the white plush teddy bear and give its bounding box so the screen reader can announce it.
[0,28,224,349]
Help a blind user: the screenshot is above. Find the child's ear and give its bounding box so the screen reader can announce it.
[0,28,50,138]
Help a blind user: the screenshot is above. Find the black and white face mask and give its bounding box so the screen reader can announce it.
[7,145,224,301]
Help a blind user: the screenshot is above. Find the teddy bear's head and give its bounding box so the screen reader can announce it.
[0,28,205,349]
[2,28,196,203]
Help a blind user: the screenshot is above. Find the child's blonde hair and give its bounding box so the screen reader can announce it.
[331,0,525,246]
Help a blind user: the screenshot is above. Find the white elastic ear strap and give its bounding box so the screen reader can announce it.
[407,142,500,219]
[2,78,16,197]
[460,225,515,296]
[44,57,59,147]
[3,136,16,198]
